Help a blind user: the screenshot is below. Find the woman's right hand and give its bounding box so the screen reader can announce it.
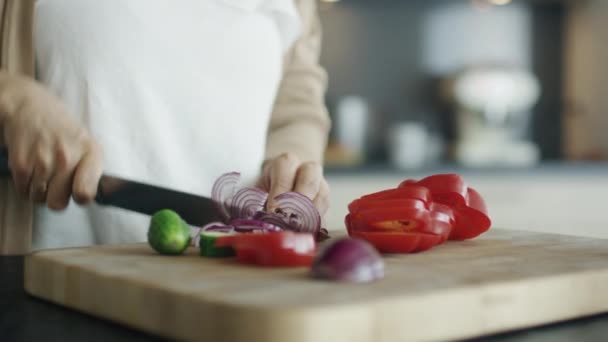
[0,73,103,210]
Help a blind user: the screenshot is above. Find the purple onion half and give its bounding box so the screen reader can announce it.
[311,238,384,283]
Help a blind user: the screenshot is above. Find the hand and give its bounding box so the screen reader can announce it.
[256,153,330,217]
[0,73,103,210]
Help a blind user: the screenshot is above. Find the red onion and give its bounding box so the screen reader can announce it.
[202,222,235,233]
[253,211,290,228]
[208,173,329,242]
[230,187,268,219]
[211,172,241,222]
[229,219,282,233]
[271,192,321,235]
[191,222,233,247]
[311,238,384,283]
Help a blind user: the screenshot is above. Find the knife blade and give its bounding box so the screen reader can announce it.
[0,151,223,226]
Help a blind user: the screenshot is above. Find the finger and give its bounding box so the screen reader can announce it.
[7,140,35,196]
[313,180,330,217]
[266,153,300,211]
[29,147,54,203]
[293,162,322,201]
[72,143,103,205]
[255,161,272,191]
[46,143,78,210]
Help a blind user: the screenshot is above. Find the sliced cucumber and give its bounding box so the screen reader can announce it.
[199,231,236,258]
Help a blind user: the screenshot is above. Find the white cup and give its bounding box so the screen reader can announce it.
[389,123,429,170]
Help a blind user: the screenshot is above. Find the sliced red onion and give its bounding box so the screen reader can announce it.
[210,173,328,241]
[202,222,235,233]
[192,222,236,247]
[211,172,241,222]
[230,187,268,219]
[271,192,321,235]
[229,219,283,233]
[311,238,384,283]
[253,212,290,229]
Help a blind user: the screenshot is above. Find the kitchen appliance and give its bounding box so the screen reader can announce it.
[443,65,541,167]
[25,229,608,342]
[324,95,370,167]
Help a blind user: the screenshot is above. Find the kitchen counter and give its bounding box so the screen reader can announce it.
[2,256,608,341]
[325,161,608,177]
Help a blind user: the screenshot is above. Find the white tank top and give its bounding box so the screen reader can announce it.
[31,0,301,250]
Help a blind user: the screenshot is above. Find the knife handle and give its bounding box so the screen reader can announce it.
[0,150,9,177]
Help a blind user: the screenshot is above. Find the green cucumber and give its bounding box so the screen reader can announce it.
[148,209,191,255]
[199,231,236,258]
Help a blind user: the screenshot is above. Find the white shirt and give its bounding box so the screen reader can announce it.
[32,0,301,250]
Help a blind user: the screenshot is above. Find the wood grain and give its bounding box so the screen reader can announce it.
[24,229,608,342]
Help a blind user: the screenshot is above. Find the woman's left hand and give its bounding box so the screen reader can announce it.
[256,152,330,217]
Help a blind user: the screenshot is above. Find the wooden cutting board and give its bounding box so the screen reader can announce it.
[24,229,608,342]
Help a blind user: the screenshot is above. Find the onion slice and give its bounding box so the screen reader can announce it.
[202,222,235,233]
[311,238,384,283]
[270,192,321,235]
[230,187,268,219]
[229,219,283,233]
[191,222,235,247]
[211,172,241,222]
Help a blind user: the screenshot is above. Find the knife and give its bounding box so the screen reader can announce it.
[0,151,223,226]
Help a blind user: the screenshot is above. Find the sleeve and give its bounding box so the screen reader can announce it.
[264,0,331,164]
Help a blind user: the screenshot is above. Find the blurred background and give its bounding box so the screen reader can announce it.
[318,0,608,237]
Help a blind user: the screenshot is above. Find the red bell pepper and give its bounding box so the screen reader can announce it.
[214,231,316,267]
[347,201,453,238]
[358,185,432,202]
[400,174,467,207]
[349,231,442,253]
[346,173,491,254]
[399,174,491,240]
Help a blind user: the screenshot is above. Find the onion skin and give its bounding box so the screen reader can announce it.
[311,238,384,283]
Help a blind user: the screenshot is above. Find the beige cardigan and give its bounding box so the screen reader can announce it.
[0,0,330,255]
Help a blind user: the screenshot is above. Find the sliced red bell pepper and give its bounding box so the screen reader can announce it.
[399,174,467,207]
[348,199,453,237]
[351,206,429,233]
[466,187,489,216]
[450,205,492,240]
[399,174,491,240]
[346,173,491,254]
[214,231,316,267]
[358,185,431,202]
[348,198,427,215]
[350,231,442,253]
[427,203,455,242]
